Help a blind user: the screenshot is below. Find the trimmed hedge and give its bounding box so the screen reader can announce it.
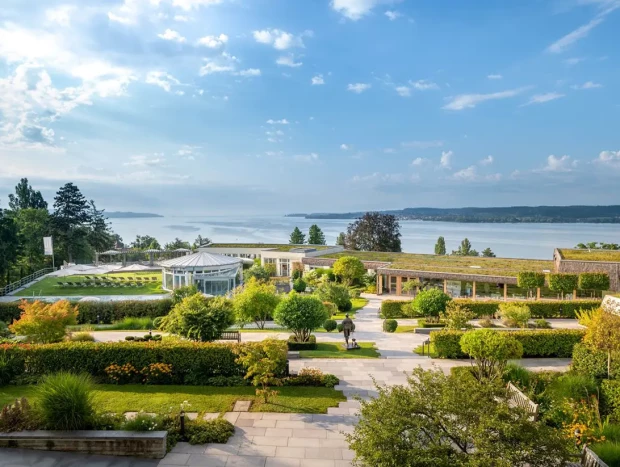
[601,379,620,421]
[548,273,579,294]
[451,299,601,319]
[380,300,415,318]
[579,273,611,291]
[430,329,585,359]
[0,299,173,325]
[287,335,318,351]
[0,340,287,385]
[572,343,620,380]
[517,272,546,289]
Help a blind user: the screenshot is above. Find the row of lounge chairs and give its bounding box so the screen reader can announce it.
[81,276,158,282]
[56,281,149,288]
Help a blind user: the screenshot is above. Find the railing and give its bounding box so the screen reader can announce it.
[507,382,539,421]
[0,268,54,297]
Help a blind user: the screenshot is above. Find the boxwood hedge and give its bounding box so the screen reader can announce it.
[0,340,288,385]
[0,299,174,325]
[572,343,620,380]
[430,329,585,359]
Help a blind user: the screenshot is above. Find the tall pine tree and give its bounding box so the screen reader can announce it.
[308,224,326,245]
[289,226,306,244]
[434,236,446,255]
[8,178,47,211]
[52,183,92,263]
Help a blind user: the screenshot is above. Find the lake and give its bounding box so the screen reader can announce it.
[108,215,619,260]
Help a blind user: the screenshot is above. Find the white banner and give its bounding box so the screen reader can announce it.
[43,237,53,256]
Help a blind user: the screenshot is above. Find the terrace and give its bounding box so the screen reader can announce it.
[558,249,620,262]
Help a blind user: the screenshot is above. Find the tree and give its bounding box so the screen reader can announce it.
[51,183,92,263]
[583,308,620,378]
[234,339,287,403]
[8,178,47,211]
[158,294,235,342]
[481,247,496,257]
[233,278,280,329]
[517,272,546,298]
[434,236,446,255]
[332,256,365,286]
[452,238,479,256]
[243,265,271,283]
[0,209,20,285]
[498,303,531,328]
[548,273,579,299]
[315,283,352,311]
[411,289,451,321]
[86,201,114,253]
[347,367,571,467]
[193,235,211,249]
[442,302,474,330]
[9,300,78,343]
[579,273,610,296]
[307,224,326,245]
[13,208,50,274]
[273,293,328,342]
[336,232,346,246]
[171,284,199,304]
[289,226,305,245]
[131,235,161,250]
[345,212,401,252]
[164,238,192,250]
[460,329,523,381]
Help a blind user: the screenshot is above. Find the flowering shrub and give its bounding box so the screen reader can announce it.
[9,300,78,344]
[142,363,173,385]
[562,396,607,447]
[105,363,139,384]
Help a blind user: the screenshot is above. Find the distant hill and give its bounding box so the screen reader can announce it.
[105,212,163,219]
[293,206,620,223]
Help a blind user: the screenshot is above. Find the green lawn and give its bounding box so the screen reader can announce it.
[413,343,437,357]
[299,342,380,359]
[395,325,417,333]
[15,272,166,297]
[332,297,368,319]
[0,385,345,414]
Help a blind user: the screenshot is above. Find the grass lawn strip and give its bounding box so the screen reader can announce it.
[394,325,417,333]
[299,342,380,359]
[0,385,345,414]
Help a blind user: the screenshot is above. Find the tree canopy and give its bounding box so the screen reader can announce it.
[434,236,446,255]
[332,256,365,286]
[273,293,328,342]
[8,178,47,211]
[289,226,306,244]
[344,212,402,252]
[233,278,280,329]
[308,224,326,245]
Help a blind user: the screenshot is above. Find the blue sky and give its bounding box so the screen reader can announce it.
[0,0,618,215]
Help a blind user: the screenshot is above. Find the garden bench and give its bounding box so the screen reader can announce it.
[506,382,539,421]
[566,446,609,467]
[218,331,241,342]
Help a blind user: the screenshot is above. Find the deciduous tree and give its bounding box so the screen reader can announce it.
[9,300,78,343]
[336,232,346,246]
[411,289,451,321]
[233,278,280,329]
[273,293,328,342]
[131,235,161,250]
[345,212,401,252]
[460,329,523,381]
[332,256,365,286]
[584,308,620,378]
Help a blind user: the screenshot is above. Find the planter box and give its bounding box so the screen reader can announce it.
[0,430,167,459]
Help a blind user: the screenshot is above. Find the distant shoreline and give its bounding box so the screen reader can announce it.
[106,212,163,219]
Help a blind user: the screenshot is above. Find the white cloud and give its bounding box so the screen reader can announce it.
[145,71,181,92]
[45,5,76,27]
[199,52,238,75]
[172,0,223,11]
[479,155,494,166]
[411,157,428,166]
[236,68,261,77]
[440,150,453,169]
[266,119,290,125]
[594,150,620,167]
[158,29,186,42]
[294,152,319,163]
[452,165,502,182]
[564,57,585,66]
[252,29,308,50]
[571,81,603,90]
[410,79,439,91]
[340,144,350,150]
[395,86,411,97]
[547,16,605,53]
[331,0,396,21]
[124,154,166,167]
[401,140,444,149]
[347,83,371,93]
[522,92,565,106]
[311,74,325,85]
[539,155,577,172]
[352,172,411,183]
[385,10,402,20]
[487,74,502,80]
[174,15,190,21]
[443,87,526,110]
[177,145,201,160]
[197,34,228,48]
[276,55,303,68]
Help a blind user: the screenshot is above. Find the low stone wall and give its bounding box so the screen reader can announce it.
[0,430,167,459]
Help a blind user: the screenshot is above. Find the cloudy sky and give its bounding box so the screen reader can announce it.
[0,0,618,215]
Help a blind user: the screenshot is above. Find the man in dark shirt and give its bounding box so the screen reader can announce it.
[342,314,355,347]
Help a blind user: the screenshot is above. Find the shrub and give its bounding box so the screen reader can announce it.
[287,335,318,350]
[579,272,611,292]
[417,319,446,328]
[591,442,620,466]
[105,363,140,384]
[383,319,397,333]
[141,363,173,384]
[451,299,601,319]
[9,300,78,344]
[323,319,337,332]
[0,398,39,433]
[332,256,365,286]
[572,343,620,380]
[234,339,287,403]
[70,332,95,342]
[285,367,339,387]
[380,300,410,319]
[460,329,523,381]
[0,321,11,338]
[187,418,234,445]
[602,380,620,422]
[547,373,598,403]
[125,336,135,341]
[109,317,155,330]
[431,329,585,359]
[172,285,199,305]
[337,323,344,333]
[411,289,451,321]
[584,308,620,378]
[535,319,552,329]
[315,283,352,312]
[548,273,579,298]
[479,315,494,328]
[498,303,531,328]
[122,412,162,432]
[0,348,24,385]
[205,375,249,387]
[233,278,279,329]
[442,303,474,330]
[159,294,235,342]
[322,302,337,317]
[274,293,328,342]
[292,278,307,293]
[244,265,271,282]
[75,299,173,324]
[36,372,94,430]
[503,363,533,389]
[517,271,546,291]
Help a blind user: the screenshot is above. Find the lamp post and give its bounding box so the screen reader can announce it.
[97,314,100,325]
[179,410,186,442]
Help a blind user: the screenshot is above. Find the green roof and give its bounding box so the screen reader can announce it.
[322,251,554,278]
[206,243,333,252]
[559,249,620,262]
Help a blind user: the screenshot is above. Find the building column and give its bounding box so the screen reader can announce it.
[396,276,402,296]
[472,281,477,300]
[504,283,508,300]
[377,275,383,295]
[443,279,447,294]
[573,289,577,300]
[536,287,541,300]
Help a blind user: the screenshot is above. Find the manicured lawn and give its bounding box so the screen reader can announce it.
[15,272,165,296]
[299,342,380,359]
[413,343,437,357]
[0,385,345,414]
[559,248,620,262]
[332,297,368,319]
[395,325,417,333]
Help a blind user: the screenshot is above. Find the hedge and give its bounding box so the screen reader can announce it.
[0,299,174,325]
[430,329,585,359]
[380,300,411,319]
[0,340,288,385]
[451,299,601,319]
[517,272,546,289]
[602,380,620,421]
[287,335,317,351]
[579,273,611,291]
[548,273,579,294]
[572,343,620,380]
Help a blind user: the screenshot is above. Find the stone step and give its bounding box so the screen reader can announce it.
[337,401,361,409]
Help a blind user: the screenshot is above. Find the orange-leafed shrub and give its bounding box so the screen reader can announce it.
[9,300,78,344]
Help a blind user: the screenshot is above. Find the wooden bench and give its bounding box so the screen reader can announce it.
[507,382,539,421]
[219,331,241,342]
[566,447,609,467]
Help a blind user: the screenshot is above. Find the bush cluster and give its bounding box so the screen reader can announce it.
[0,340,288,385]
[283,368,339,388]
[287,335,317,351]
[380,300,412,318]
[572,343,620,380]
[453,299,601,319]
[383,319,398,333]
[431,329,585,359]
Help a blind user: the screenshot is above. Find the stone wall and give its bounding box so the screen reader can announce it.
[0,430,167,459]
[376,267,518,285]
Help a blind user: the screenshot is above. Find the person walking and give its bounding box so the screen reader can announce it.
[341,314,355,348]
